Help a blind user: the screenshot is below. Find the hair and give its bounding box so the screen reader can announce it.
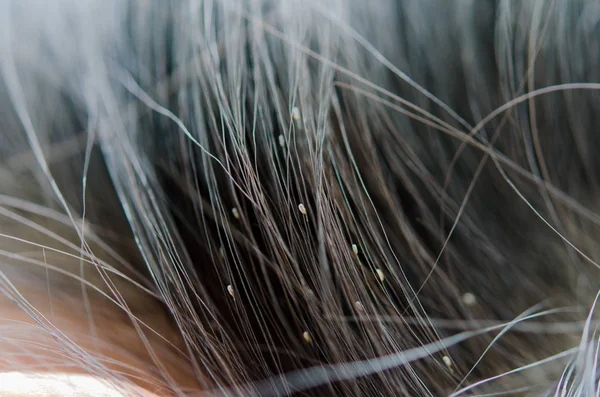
[0,0,599,395]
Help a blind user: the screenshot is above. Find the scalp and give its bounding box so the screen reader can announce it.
[0,0,599,396]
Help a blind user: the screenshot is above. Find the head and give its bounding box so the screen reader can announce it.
[0,0,599,395]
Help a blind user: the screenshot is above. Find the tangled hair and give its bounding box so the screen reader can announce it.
[0,0,599,395]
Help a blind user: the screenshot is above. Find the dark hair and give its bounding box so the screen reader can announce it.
[1,0,598,395]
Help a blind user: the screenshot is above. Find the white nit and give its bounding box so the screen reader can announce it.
[227,285,235,297]
[376,268,385,282]
[302,331,312,344]
[278,135,285,147]
[442,355,452,369]
[351,244,359,256]
[462,292,476,306]
[292,107,301,121]
[298,203,307,215]
[355,301,365,312]
[232,207,240,219]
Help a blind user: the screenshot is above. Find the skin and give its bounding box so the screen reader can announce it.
[0,294,171,396]
[0,219,201,396]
